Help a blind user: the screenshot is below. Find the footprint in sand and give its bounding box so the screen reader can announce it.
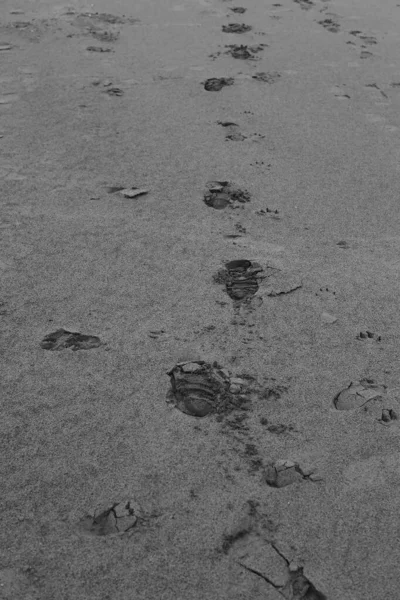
[252,71,281,84]
[87,46,113,52]
[379,408,398,425]
[333,378,387,411]
[77,12,139,25]
[357,330,381,342]
[225,44,267,60]
[213,260,266,326]
[77,499,142,536]
[65,12,134,44]
[40,328,102,351]
[349,30,377,46]
[222,23,252,34]
[264,459,322,488]
[255,207,281,219]
[317,17,340,32]
[90,30,119,42]
[293,0,315,9]
[217,121,265,143]
[213,260,264,302]
[4,19,44,42]
[104,87,124,96]
[222,510,327,599]
[260,418,297,435]
[360,50,374,59]
[203,181,251,210]
[218,121,247,141]
[330,85,350,100]
[166,360,250,417]
[203,77,234,91]
[365,83,388,101]
[230,7,247,14]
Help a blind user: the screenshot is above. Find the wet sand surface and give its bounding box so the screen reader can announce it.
[1,0,400,598]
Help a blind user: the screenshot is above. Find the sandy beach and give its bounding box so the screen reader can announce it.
[2,0,400,598]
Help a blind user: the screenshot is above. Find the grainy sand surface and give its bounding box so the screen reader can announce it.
[2,0,400,598]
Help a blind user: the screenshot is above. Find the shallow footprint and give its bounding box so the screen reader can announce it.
[333,378,386,411]
[252,71,281,83]
[357,330,381,342]
[203,181,250,209]
[40,328,102,351]
[263,459,322,488]
[293,0,315,9]
[224,519,327,599]
[230,7,247,13]
[77,499,140,536]
[225,44,265,59]
[317,18,340,32]
[222,23,252,33]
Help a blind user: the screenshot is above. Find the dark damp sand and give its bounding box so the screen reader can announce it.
[1,0,400,598]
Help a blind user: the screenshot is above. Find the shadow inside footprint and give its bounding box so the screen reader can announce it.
[40,328,102,351]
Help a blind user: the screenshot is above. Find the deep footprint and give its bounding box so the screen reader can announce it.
[225,260,263,301]
[77,499,139,536]
[203,181,250,209]
[214,260,264,301]
[40,328,102,351]
[204,77,234,92]
[166,361,250,417]
[333,378,387,411]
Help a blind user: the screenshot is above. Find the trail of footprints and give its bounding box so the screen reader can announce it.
[6,1,394,597]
